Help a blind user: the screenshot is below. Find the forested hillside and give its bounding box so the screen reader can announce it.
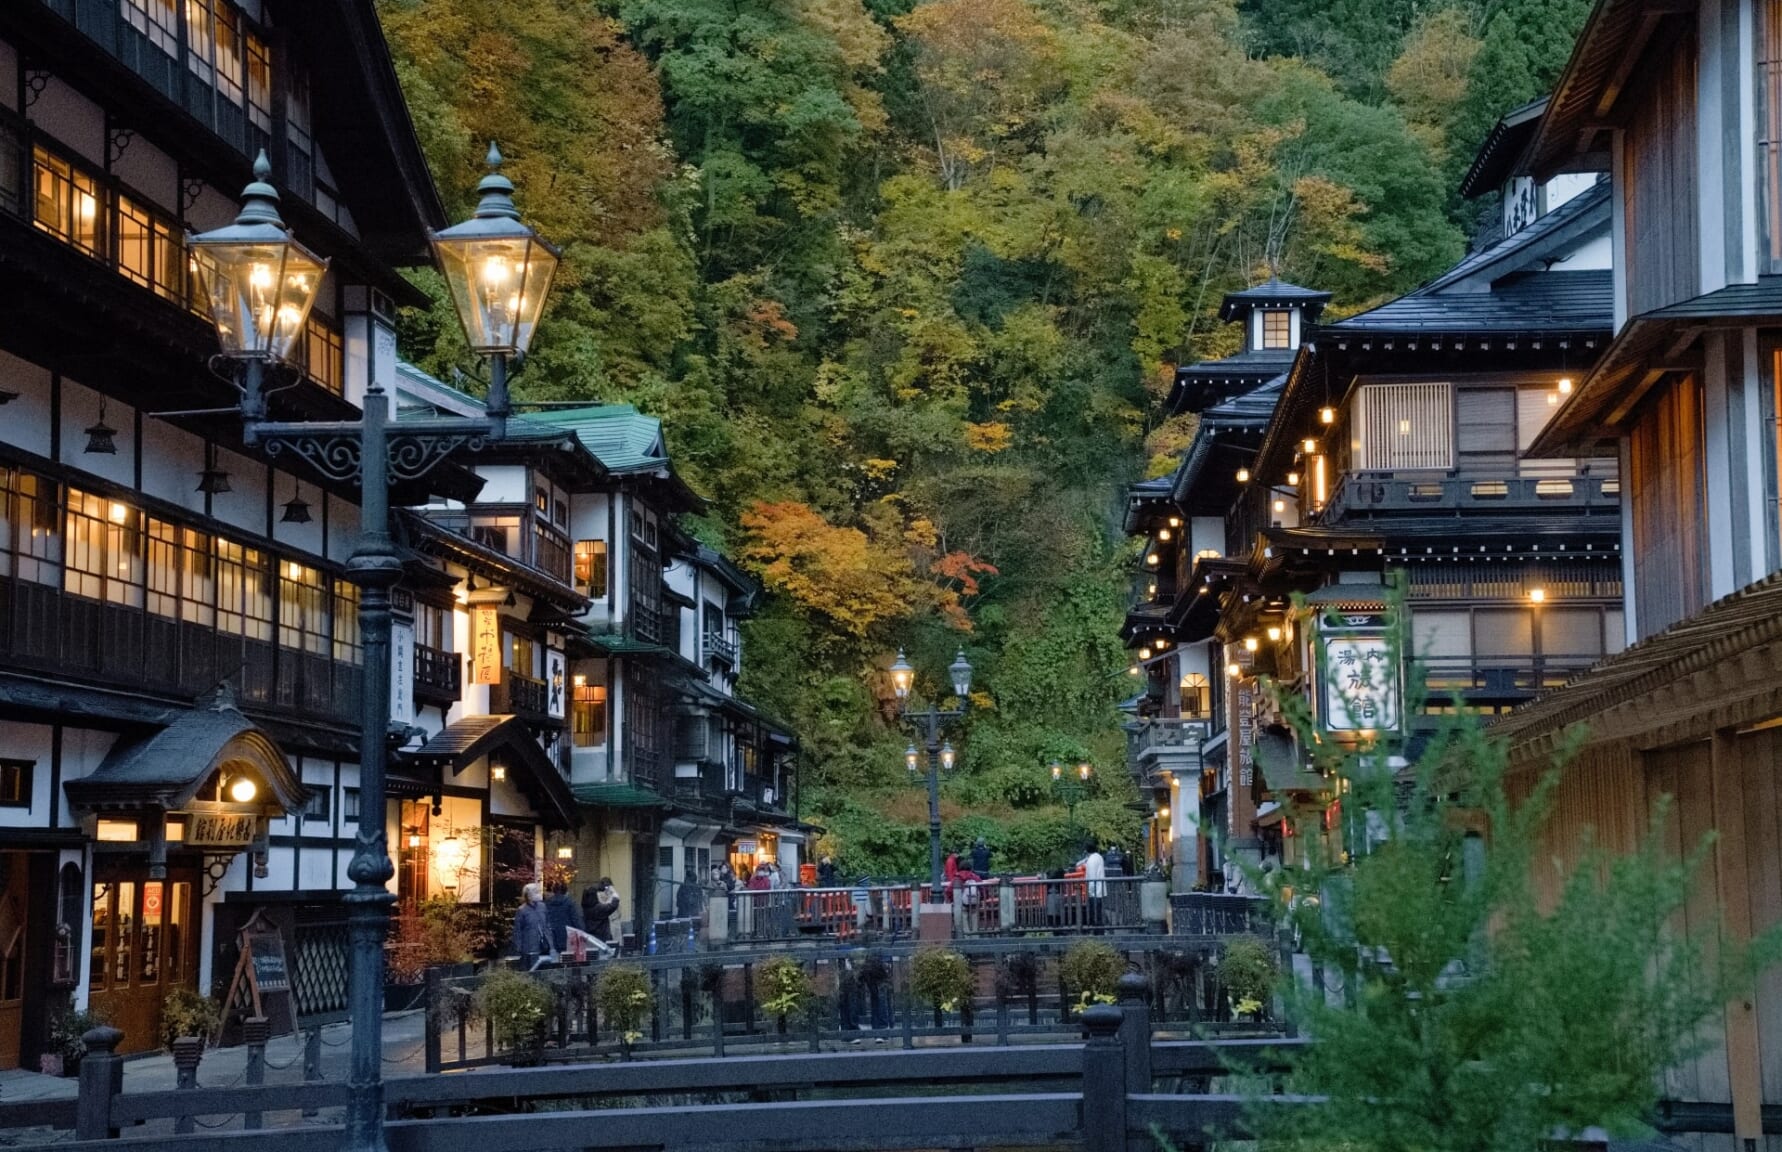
[376,0,1587,875]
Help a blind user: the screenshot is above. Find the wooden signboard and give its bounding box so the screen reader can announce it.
[219,910,298,1040]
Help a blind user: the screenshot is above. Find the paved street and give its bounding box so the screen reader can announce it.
[0,1012,429,1144]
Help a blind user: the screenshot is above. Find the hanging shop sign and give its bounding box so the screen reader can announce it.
[1317,611,1399,734]
[183,810,257,848]
[472,605,502,685]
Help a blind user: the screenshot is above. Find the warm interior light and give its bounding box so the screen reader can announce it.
[1301,438,1317,455]
[1138,646,1152,660]
[1267,626,1282,642]
[1226,662,1241,677]
[482,256,511,287]
[491,765,507,782]
[108,502,129,524]
[1273,499,1285,513]
[97,819,139,842]
[1157,807,1170,821]
[1236,468,1251,483]
[1548,391,1560,406]
[1157,527,1172,541]
[1558,377,1574,394]
[556,846,574,860]
[1287,471,1300,485]
[1398,419,1412,435]
[1319,406,1336,425]
[1051,762,1063,781]
[1168,517,1181,528]
[572,674,586,687]
[228,775,258,804]
[1529,587,1547,603]
[408,833,422,849]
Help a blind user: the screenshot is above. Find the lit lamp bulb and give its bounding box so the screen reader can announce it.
[1145,553,1159,566]
[1157,527,1172,541]
[1157,807,1170,821]
[1168,517,1182,528]
[1302,438,1317,455]
[889,650,914,699]
[1050,761,1063,781]
[1273,499,1285,513]
[1243,636,1258,652]
[1529,587,1547,604]
[1236,468,1251,483]
[1078,762,1092,781]
[905,744,920,773]
[1226,662,1241,677]
[1267,626,1282,642]
[407,833,422,849]
[481,256,511,287]
[228,775,258,803]
[250,263,273,291]
[1139,646,1152,660]
[939,742,957,771]
[491,765,507,782]
[1287,471,1300,485]
[1319,406,1336,425]
[1558,377,1574,395]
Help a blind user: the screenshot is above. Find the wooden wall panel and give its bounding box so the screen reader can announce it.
[1630,375,1708,638]
[1624,27,1700,315]
[1740,728,1782,1106]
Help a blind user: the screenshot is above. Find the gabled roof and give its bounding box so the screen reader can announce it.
[1219,278,1332,322]
[1525,0,1679,180]
[408,714,578,830]
[1168,349,1298,415]
[524,405,665,473]
[1331,270,1611,334]
[1459,96,1550,200]
[1410,180,1610,299]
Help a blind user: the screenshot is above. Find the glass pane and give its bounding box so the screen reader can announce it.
[167,883,189,981]
[112,881,135,985]
[89,882,110,990]
[139,880,163,984]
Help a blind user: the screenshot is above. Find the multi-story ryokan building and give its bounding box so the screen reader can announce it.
[1124,107,1623,896]
[0,0,800,1068]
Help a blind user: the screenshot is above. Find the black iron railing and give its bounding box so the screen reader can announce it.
[413,643,461,700]
[705,632,738,666]
[491,670,550,719]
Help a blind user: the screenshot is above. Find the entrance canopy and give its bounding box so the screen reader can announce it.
[66,696,306,816]
[408,714,579,830]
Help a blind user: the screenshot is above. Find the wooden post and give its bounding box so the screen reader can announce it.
[1117,970,1152,1093]
[1711,729,1763,1144]
[423,967,443,1074]
[76,1025,124,1142]
[1080,1003,1127,1152]
[171,1037,203,1135]
[243,1016,269,1130]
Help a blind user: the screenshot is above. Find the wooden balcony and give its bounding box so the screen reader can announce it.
[1319,470,1620,523]
[704,632,738,667]
[489,670,554,724]
[413,644,461,704]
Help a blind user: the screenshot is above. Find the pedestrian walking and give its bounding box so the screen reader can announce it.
[676,867,705,919]
[543,879,584,953]
[818,856,838,887]
[970,838,992,877]
[582,877,621,947]
[512,882,553,969]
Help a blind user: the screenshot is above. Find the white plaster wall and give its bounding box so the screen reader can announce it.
[0,350,53,459]
[113,136,179,215]
[59,727,120,829]
[298,850,336,892]
[1554,231,1613,271]
[209,447,268,536]
[477,465,530,505]
[186,183,238,233]
[59,378,135,486]
[140,419,208,517]
[326,494,360,563]
[30,79,105,166]
[1190,517,1223,559]
[0,721,55,828]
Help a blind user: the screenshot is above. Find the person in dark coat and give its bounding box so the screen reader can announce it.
[817,856,838,887]
[582,877,621,945]
[512,883,552,968]
[970,838,992,877]
[543,880,583,953]
[675,867,705,918]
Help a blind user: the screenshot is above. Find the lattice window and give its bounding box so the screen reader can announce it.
[1356,383,1453,471]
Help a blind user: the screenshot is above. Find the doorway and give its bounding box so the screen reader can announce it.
[89,863,199,1055]
[0,852,26,1069]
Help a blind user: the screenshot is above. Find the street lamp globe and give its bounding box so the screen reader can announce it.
[1077,761,1093,782]
[889,650,914,700]
[939,741,957,771]
[948,648,973,699]
[905,744,920,773]
[188,151,328,362]
[430,143,560,357]
[1050,761,1063,782]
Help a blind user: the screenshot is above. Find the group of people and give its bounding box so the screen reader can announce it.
[511,878,623,970]
[706,860,791,892]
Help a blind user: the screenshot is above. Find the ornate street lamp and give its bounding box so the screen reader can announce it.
[190,145,553,1152]
[1050,758,1093,830]
[890,647,974,898]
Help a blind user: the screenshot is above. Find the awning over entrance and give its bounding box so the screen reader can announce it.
[407,715,579,830]
[65,694,306,815]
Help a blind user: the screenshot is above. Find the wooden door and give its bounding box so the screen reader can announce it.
[89,866,198,1055]
[0,852,26,1069]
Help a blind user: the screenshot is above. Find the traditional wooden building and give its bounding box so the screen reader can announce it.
[1491,1,1782,1139]
[1125,116,1620,895]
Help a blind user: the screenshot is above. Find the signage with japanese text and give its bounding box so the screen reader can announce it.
[472,606,501,685]
[546,650,566,719]
[390,619,414,724]
[185,811,256,847]
[1319,632,1399,733]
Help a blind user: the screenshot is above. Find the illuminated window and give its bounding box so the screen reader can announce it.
[117,195,186,303]
[303,317,343,394]
[1179,673,1211,718]
[507,632,536,676]
[216,539,271,639]
[8,471,63,587]
[246,31,273,133]
[185,0,215,83]
[64,489,143,607]
[1356,383,1454,471]
[96,819,140,842]
[212,0,243,105]
[279,561,329,655]
[333,580,361,664]
[574,539,608,598]
[0,760,30,808]
[572,678,608,747]
[1260,310,1291,349]
[33,148,103,258]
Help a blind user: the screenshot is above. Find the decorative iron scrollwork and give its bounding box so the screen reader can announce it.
[201,853,235,898]
[387,432,490,482]
[263,434,364,483]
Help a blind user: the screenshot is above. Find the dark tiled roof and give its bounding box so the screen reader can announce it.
[1175,347,1298,380]
[1644,276,1782,320]
[1219,278,1332,321]
[1419,180,1610,294]
[1331,270,1611,333]
[409,714,578,830]
[1527,0,1662,179]
[1205,376,1285,422]
[65,695,308,813]
[1459,96,1549,200]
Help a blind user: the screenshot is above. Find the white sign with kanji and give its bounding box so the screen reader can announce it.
[1321,633,1398,732]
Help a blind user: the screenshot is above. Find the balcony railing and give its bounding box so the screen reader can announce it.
[1320,471,1619,522]
[490,670,551,721]
[705,632,738,667]
[1419,653,1604,697]
[1128,717,1211,760]
[413,643,461,701]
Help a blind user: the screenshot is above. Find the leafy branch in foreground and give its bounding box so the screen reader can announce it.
[1232,585,1782,1152]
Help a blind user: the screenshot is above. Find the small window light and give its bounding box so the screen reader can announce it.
[1226,662,1241,677]
[1398,418,1412,435]
[1267,626,1282,642]
[556,846,575,860]
[1236,468,1251,483]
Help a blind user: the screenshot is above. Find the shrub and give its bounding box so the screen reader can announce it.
[50,1006,110,1062]
[387,896,487,985]
[595,964,652,1045]
[1060,940,1122,1007]
[159,987,221,1047]
[757,955,812,1023]
[910,948,974,1013]
[1219,936,1277,1008]
[477,968,555,1053]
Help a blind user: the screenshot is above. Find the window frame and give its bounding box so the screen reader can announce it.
[0,759,31,808]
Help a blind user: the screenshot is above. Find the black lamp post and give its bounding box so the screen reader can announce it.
[190,145,556,1152]
[890,648,972,899]
[1050,759,1094,831]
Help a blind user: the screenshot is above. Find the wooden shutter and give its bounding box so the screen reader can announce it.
[1358,383,1453,471]
[1456,387,1516,474]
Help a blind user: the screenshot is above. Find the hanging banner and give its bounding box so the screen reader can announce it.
[546,650,567,719]
[472,606,501,685]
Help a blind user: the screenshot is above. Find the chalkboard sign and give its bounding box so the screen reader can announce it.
[220,911,298,1040]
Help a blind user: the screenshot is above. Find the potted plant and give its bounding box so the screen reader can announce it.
[159,987,221,1078]
[1218,935,1277,1022]
[911,948,975,1042]
[756,955,811,1040]
[1061,940,1122,1017]
[43,1006,109,1077]
[476,968,556,1066]
[595,965,653,1059]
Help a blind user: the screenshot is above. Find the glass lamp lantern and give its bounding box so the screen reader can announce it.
[430,144,559,356]
[948,648,973,698]
[889,650,914,700]
[189,152,328,362]
[905,744,920,773]
[939,742,957,771]
[1050,761,1063,782]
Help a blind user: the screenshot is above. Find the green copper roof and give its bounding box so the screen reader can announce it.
[572,781,669,808]
[519,405,665,474]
